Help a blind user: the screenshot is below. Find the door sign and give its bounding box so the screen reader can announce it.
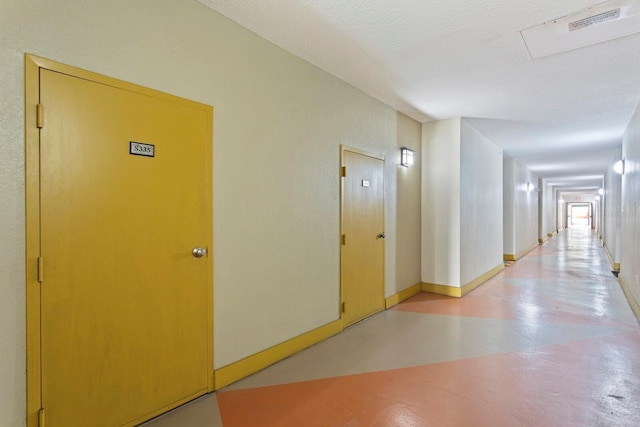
[130,141,155,157]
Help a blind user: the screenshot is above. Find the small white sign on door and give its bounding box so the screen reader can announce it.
[130,141,155,157]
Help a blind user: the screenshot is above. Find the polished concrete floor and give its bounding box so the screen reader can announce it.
[143,228,640,426]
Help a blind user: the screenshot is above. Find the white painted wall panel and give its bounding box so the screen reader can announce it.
[551,187,558,233]
[517,169,539,253]
[460,120,503,284]
[620,105,640,308]
[503,157,516,255]
[558,195,565,231]
[421,118,461,287]
[504,157,538,257]
[603,149,623,266]
[538,179,555,239]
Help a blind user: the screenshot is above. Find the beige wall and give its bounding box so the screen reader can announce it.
[0,1,422,425]
[394,113,423,293]
[421,118,461,286]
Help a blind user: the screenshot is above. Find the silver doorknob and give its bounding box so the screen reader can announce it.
[377,233,386,239]
[192,247,207,258]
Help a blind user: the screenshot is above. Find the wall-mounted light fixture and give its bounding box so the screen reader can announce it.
[595,195,601,201]
[613,159,625,175]
[400,147,414,167]
[526,182,534,192]
[598,188,605,195]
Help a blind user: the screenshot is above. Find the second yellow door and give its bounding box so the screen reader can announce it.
[341,149,385,326]
[37,63,213,426]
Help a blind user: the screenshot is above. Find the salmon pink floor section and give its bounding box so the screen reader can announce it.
[144,229,640,427]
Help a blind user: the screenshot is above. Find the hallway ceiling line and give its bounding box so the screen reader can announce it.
[197,0,640,192]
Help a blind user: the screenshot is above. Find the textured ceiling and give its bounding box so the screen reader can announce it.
[197,0,640,192]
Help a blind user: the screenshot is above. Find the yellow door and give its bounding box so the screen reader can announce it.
[341,149,385,326]
[37,64,213,426]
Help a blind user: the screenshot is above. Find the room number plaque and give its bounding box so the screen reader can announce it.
[130,141,155,157]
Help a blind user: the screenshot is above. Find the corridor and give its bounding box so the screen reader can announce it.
[145,228,640,427]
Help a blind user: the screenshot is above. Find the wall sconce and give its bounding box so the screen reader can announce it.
[598,188,605,195]
[613,159,625,175]
[400,147,414,167]
[526,182,534,192]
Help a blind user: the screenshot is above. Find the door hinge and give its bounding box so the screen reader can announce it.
[341,302,346,313]
[341,234,346,245]
[341,166,346,177]
[36,104,44,129]
[37,257,44,283]
[38,408,45,427]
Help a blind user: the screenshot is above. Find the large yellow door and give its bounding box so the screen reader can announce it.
[341,149,385,326]
[35,62,213,426]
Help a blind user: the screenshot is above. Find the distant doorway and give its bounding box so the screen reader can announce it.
[569,203,591,228]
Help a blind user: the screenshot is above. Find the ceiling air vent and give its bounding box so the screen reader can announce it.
[520,0,640,59]
[569,8,621,31]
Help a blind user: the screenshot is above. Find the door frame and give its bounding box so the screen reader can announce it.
[339,145,385,325]
[567,202,592,228]
[24,54,214,427]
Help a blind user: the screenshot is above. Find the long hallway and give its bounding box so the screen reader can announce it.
[145,229,640,426]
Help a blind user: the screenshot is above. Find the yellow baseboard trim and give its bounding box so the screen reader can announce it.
[385,283,422,308]
[504,242,538,262]
[422,282,462,297]
[618,274,640,324]
[214,319,343,389]
[460,263,505,297]
[422,263,505,298]
[603,245,620,271]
